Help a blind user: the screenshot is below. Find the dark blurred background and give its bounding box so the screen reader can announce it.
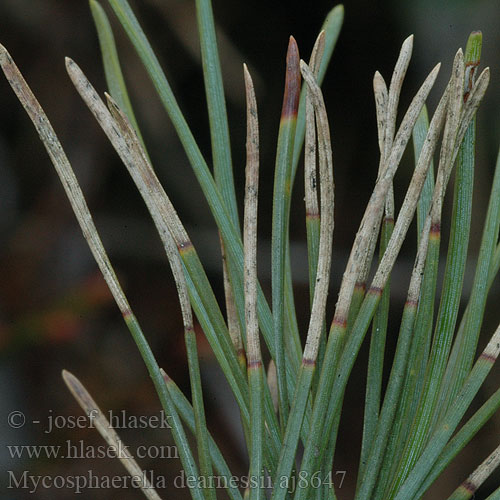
[1,0,500,498]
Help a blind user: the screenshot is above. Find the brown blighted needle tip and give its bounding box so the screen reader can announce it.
[281,36,301,120]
